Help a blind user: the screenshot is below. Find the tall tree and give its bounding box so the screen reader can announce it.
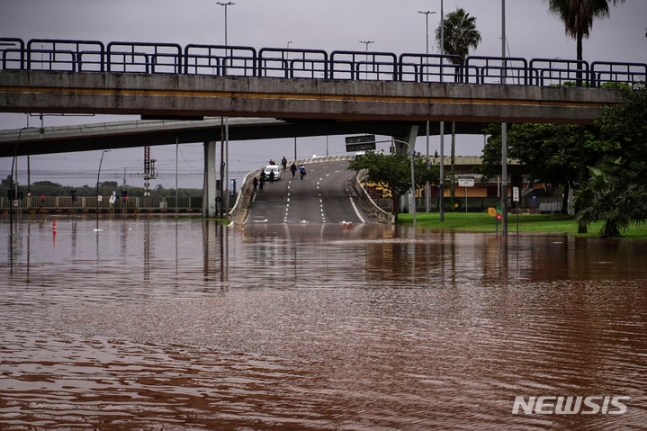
[544,0,625,232]
[348,151,439,221]
[480,122,604,213]
[435,8,481,208]
[576,84,647,237]
[545,0,625,65]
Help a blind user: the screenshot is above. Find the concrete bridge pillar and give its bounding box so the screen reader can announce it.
[202,141,217,217]
[395,125,419,155]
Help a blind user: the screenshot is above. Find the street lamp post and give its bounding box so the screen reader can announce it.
[9,128,28,235]
[419,10,436,214]
[96,150,109,231]
[216,2,235,47]
[439,0,445,222]
[217,1,235,217]
[501,0,508,236]
[284,41,293,63]
[359,40,374,80]
[359,40,374,52]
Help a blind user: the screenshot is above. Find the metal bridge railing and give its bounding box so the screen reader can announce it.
[1,37,645,88]
[185,44,257,76]
[398,53,463,83]
[107,42,183,74]
[26,39,105,72]
[258,47,328,79]
[591,61,647,88]
[464,56,529,86]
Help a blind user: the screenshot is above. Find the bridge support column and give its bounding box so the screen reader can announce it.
[394,125,419,154]
[202,141,217,218]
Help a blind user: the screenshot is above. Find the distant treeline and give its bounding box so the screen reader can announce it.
[1,176,203,199]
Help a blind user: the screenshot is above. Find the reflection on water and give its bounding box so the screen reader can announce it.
[1,217,646,430]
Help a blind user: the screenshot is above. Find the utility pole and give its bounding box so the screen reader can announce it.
[359,40,374,80]
[501,0,508,236]
[216,2,235,46]
[143,146,157,197]
[359,40,374,51]
[95,150,109,231]
[439,0,445,222]
[419,10,436,214]
[217,1,235,216]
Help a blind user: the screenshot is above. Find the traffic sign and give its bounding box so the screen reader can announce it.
[345,135,376,152]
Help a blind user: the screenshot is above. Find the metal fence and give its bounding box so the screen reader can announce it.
[0,195,203,214]
[1,37,645,88]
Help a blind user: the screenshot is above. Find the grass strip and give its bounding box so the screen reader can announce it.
[397,212,647,238]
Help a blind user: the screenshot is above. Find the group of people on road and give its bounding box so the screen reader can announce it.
[289,161,307,179]
[252,172,266,193]
[253,156,307,194]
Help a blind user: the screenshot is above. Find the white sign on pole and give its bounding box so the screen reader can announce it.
[513,186,520,202]
[458,177,474,187]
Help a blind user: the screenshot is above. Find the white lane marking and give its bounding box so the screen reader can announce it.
[349,197,365,223]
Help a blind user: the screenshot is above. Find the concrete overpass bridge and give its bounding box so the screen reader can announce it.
[0,117,486,158]
[1,37,642,127]
[1,37,645,217]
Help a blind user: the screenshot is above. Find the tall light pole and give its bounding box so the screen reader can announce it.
[359,40,374,52]
[501,0,508,236]
[419,10,436,214]
[9,128,28,235]
[418,10,436,57]
[359,40,374,80]
[216,2,235,47]
[96,150,109,231]
[438,0,445,222]
[217,1,234,217]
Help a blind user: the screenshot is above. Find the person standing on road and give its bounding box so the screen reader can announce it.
[299,165,306,180]
[290,162,297,178]
[269,171,275,184]
[253,176,258,193]
[281,156,287,171]
[259,176,265,192]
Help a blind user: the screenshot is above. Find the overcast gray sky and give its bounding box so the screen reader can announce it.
[1,0,646,189]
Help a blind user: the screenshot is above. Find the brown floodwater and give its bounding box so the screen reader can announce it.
[1,217,646,430]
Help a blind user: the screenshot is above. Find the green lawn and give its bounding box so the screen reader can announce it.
[397,212,647,238]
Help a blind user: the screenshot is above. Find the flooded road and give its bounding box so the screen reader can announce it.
[1,217,646,430]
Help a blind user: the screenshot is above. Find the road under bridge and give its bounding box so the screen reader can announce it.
[2,38,639,218]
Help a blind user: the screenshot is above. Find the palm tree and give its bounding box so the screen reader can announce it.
[545,0,625,233]
[545,0,625,83]
[575,165,647,238]
[435,8,481,207]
